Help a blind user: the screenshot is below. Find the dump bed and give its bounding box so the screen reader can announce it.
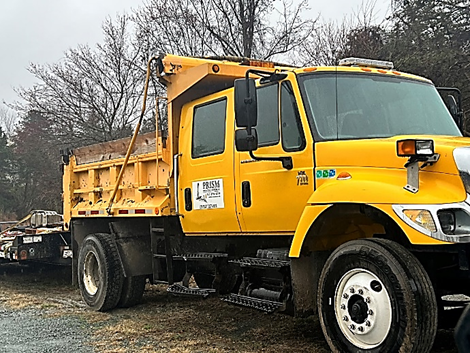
[63,131,171,224]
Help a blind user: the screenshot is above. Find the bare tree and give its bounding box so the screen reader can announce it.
[12,15,150,146]
[133,0,315,60]
[299,0,387,66]
[0,105,18,136]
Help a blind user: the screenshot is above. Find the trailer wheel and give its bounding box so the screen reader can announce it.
[318,238,437,353]
[78,233,123,311]
[118,275,146,308]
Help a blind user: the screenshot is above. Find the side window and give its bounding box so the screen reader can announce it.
[281,82,305,151]
[192,99,227,158]
[256,84,279,146]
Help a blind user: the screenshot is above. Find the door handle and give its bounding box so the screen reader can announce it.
[242,181,251,207]
[184,188,192,211]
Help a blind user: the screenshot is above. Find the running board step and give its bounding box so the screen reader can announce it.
[167,283,216,298]
[230,257,290,269]
[153,252,228,260]
[173,252,228,261]
[222,293,283,313]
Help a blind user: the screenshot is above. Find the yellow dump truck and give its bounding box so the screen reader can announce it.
[63,54,468,352]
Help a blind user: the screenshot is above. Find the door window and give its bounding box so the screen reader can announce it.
[192,99,227,158]
[256,84,280,146]
[281,81,305,151]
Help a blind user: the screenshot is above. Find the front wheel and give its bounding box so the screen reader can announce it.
[318,238,437,353]
[78,233,123,311]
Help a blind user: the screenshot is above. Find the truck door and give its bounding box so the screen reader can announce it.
[235,76,314,233]
[178,93,241,234]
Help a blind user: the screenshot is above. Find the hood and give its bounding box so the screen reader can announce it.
[315,135,470,175]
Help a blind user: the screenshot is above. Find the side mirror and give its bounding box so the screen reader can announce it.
[447,95,459,116]
[438,87,464,130]
[447,95,463,128]
[235,128,258,152]
[234,78,257,128]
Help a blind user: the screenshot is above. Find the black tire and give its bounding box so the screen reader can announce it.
[194,272,214,289]
[118,275,146,308]
[77,233,123,311]
[318,238,437,353]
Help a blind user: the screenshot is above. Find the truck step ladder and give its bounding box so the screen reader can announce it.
[230,257,290,269]
[167,283,216,298]
[222,293,283,313]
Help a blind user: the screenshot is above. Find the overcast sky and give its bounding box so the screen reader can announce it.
[0,0,390,109]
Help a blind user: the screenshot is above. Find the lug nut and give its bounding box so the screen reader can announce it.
[365,297,371,303]
[350,324,356,330]
[350,288,355,293]
[343,293,349,299]
[368,309,374,316]
[365,320,371,327]
[358,326,364,332]
[340,304,346,310]
[343,316,349,322]
[358,289,364,295]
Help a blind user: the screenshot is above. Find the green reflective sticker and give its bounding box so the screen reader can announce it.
[316,169,336,179]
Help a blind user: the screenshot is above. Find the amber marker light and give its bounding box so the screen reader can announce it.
[212,64,220,73]
[337,172,352,180]
[304,67,317,72]
[155,208,160,215]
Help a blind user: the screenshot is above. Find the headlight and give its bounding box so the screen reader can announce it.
[403,209,437,232]
[437,210,456,234]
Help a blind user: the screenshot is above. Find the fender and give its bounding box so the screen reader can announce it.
[289,172,462,257]
[311,167,465,205]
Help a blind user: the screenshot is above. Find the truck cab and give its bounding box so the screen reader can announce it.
[64,55,469,353]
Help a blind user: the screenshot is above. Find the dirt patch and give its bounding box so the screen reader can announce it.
[0,263,459,352]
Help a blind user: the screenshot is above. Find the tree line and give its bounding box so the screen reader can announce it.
[0,0,469,219]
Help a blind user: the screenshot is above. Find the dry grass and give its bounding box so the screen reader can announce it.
[0,263,458,353]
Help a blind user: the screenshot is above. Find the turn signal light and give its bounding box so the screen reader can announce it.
[403,210,437,232]
[397,139,434,157]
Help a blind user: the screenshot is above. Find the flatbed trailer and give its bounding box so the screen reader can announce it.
[0,211,71,266]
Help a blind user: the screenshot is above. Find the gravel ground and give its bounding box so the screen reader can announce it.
[0,307,91,353]
[0,263,460,353]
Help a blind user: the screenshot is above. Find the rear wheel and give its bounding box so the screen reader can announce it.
[78,233,123,311]
[318,238,437,353]
[118,275,146,308]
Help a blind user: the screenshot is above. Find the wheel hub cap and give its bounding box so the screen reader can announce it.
[83,251,100,295]
[334,269,392,349]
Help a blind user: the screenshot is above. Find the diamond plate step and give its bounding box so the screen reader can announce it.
[173,252,228,261]
[230,257,290,269]
[167,283,216,298]
[221,293,283,313]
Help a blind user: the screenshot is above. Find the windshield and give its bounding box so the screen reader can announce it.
[298,72,462,141]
